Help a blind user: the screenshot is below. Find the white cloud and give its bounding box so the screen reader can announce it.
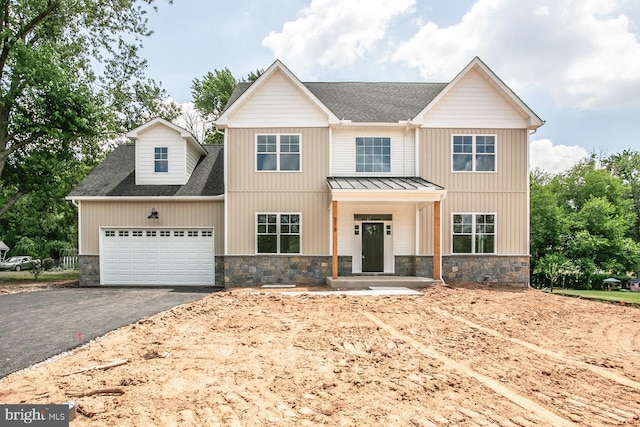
[263,0,415,77]
[392,0,640,110]
[529,139,588,174]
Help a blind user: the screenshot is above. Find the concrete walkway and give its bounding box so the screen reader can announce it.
[0,287,216,378]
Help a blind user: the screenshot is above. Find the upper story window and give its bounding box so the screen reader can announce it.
[356,137,390,173]
[256,134,300,171]
[452,135,496,172]
[452,213,496,254]
[154,147,168,173]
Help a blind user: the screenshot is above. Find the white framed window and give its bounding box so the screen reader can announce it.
[452,135,496,172]
[256,213,301,254]
[256,134,300,171]
[356,137,391,173]
[154,147,168,173]
[452,213,496,254]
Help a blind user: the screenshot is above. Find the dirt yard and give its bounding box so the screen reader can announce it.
[1,283,639,426]
[0,279,78,295]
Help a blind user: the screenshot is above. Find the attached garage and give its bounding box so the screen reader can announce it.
[100,227,215,286]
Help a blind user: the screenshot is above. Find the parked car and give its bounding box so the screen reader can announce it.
[0,256,40,271]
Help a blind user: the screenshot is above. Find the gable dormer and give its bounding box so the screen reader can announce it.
[126,118,206,186]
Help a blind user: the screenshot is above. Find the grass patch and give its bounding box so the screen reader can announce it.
[0,270,79,283]
[553,289,640,304]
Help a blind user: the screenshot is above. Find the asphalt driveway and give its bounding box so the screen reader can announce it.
[0,287,217,378]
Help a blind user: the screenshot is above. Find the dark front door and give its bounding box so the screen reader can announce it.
[362,222,384,272]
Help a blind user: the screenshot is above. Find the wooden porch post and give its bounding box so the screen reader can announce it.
[433,200,441,280]
[332,200,338,279]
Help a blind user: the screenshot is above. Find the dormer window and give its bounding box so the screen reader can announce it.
[154,147,168,172]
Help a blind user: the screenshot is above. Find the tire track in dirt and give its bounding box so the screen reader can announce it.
[601,320,640,357]
[361,311,577,427]
[428,306,640,392]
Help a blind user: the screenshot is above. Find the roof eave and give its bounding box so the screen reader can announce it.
[66,195,225,202]
[331,121,421,128]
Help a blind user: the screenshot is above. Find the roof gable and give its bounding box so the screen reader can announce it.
[217,60,339,127]
[415,57,544,129]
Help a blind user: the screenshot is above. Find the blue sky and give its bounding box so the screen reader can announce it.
[140,0,640,173]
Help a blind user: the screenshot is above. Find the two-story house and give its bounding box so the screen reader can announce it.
[68,57,543,287]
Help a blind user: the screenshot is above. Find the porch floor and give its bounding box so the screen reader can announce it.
[326,276,440,290]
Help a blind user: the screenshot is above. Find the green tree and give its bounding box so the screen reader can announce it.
[534,253,575,291]
[191,67,263,143]
[0,0,177,216]
[530,157,640,286]
[604,150,640,242]
[529,168,567,275]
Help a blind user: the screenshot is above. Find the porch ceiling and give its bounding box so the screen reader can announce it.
[327,176,446,203]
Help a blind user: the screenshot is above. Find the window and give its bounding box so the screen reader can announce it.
[452,214,495,254]
[154,147,168,173]
[256,213,301,254]
[452,135,495,172]
[356,137,390,173]
[256,135,300,171]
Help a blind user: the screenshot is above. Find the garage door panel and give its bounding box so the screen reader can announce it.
[101,228,215,286]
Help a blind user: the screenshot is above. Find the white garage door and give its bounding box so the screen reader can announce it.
[100,228,215,286]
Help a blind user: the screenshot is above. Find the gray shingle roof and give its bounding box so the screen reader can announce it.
[68,144,224,197]
[225,81,448,123]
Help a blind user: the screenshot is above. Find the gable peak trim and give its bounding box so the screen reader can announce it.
[216,59,340,127]
[413,56,544,129]
[126,117,207,155]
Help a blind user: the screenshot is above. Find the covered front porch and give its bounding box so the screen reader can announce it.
[326,176,446,287]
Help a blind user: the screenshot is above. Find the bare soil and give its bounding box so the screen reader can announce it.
[0,279,78,295]
[1,283,639,426]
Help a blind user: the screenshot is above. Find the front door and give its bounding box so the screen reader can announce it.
[362,222,384,272]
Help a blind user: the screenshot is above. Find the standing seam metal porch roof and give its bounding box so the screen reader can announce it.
[327,176,444,191]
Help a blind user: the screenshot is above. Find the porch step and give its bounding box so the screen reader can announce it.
[326,276,439,290]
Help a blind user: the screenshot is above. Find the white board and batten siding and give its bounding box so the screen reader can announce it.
[226,70,329,128]
[331,128,416,176]
[135,125,193,186]
[100,227,215,286]
[420,68,530,129]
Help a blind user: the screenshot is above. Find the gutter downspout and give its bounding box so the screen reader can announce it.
[215,125,228,260]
